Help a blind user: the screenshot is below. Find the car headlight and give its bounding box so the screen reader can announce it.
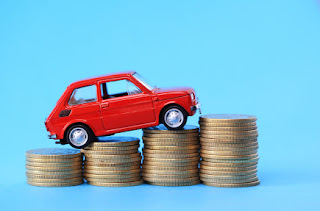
[190,92,195,101]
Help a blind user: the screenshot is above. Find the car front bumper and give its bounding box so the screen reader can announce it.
[191,103,201,114]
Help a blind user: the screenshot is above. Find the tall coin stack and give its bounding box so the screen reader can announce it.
[142,125,200,186]
[199,114,260,188]
[82,137,143,187]
[26,148,84,187]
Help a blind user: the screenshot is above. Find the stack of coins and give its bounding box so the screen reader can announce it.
[82,136,143,187]
[199,114,260,188]
[142,125,200,186]
[26,148,84,187]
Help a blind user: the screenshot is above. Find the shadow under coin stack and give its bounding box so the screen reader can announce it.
[26,148,84,187]
[82,137,143,187]
[199,114,260,187]
[142,125,200,186]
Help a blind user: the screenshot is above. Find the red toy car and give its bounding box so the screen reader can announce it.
[45,72,200,148]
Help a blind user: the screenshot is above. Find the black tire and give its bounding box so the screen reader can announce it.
[65,124,96,149]
[160,105,188,130]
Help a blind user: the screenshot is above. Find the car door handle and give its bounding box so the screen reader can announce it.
[101,102,109,109]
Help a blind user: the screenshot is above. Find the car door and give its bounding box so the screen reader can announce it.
[98,77,156,131]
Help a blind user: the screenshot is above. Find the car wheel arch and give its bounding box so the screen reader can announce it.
[62,122,95,141]
[159,103,188,123]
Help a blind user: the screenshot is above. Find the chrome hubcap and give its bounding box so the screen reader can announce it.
[69,127,88,146]
[164,108,184,128]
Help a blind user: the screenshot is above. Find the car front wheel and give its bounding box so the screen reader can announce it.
[65,124,95,149]
[161,105,188,130]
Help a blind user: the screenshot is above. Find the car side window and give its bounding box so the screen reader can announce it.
[68,85,97,106]
[101,79,142,100]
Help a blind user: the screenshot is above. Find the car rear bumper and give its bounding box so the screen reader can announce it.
[48,134,57,139]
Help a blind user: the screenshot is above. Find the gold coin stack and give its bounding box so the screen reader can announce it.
[82,136,143,187]
[26,148,84,187]
[142,125,200,186]
[199,114,260,188]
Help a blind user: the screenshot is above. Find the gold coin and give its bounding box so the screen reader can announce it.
[146,180,200,186]
[200,173,257,180]
[202,156,259,163]
[143,152,199,159]
[143,157,200,163]
[26,169,83,175]
[26,172,82,179]
[200,129,258,136]
[143,176,199,183]
[84,161,141,167]
[142,141,199,146]
[200,137,257,144]
[142,169,198,175]
[201,160,258,167]
[200,149,258,156]
[27,180,83,187]
[85,176,142,183]
[81,149,138,155]
[200,168,257,176]
[26,148,82,159]
[200,176,258,184]
[89,136,140,147]
[85,156,142,163]
[143,125,199,134]
[84,165,140,171]
[143,133,199,138]
[203,179,260,187]
[144,145,200,150]
[199,121,257,127]
[142,164,198,171]
[200,165,257,171]
[84,172,141,179]
[143,149,198,154]
[84,153,141,159]
[142,172,199,179]
[201,145,258,152]
[201,153,258,160]
[84,168,141,175]
[199,114,257,123]
[26,165,82,172]
[27,177,83,183]
[200,134,258,139]
[200,126,257,131]
[25,160,83,167]
[143,160,199,167]
[26,157,83,163]
[142,136,199,142]
[87,179,143,187]
[200,142,258,148]
[84,144,139,151]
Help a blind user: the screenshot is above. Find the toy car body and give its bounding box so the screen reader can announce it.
[45,71,200,148]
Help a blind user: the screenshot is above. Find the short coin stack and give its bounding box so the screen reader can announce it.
[199,114,260,187]
[142,125,200,186]
[82,136,143,187]
[26,148,84,187]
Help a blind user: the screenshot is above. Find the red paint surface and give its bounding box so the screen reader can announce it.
[45,72,198,140]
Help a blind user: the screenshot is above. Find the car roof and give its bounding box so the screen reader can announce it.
[69,71,136,88]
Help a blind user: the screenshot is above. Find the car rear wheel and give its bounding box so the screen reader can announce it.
[161,105,188,130]
[65,124,95,149]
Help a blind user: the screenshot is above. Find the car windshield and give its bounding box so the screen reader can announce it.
[132,73,155,90]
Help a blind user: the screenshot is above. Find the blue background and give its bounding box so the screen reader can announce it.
[1,0,319,210]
